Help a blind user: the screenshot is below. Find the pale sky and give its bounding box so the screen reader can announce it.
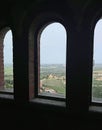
[94,19,102,64]
[40,22,66,64]
[4,20,102,65]
[4,23,66,65]
[4,30,13,65]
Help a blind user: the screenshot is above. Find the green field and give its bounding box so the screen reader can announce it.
[92,64,102,100]
[40,65,66,77]
[40,64,66,96]
[4,64,102,100]
[4,65,13,89]
[42,79,65,94]
[4,64,66,96]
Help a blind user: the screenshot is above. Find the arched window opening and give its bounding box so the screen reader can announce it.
[38,22,67,98]
[92,19,102,102]
[0,29,13,92]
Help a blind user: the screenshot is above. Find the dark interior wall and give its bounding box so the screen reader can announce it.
[0,0,102,129]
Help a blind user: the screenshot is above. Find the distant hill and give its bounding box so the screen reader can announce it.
[4,63,13,67]
[93,64,102,71]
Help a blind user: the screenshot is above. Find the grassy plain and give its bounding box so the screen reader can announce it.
[4,65,13,89]
[92,64,102,99]
[40,64,66,96]
[3,63,102,100]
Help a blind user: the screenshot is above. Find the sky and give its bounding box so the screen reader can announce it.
[4,30,13,65]
[4,20,102,65]
[4,22,66,65]
[94,19,102,64]
[40,22,66,64]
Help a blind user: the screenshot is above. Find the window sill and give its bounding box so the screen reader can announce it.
[89,105,102,113]
[0,93,14,100]
[30,98,66,108]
